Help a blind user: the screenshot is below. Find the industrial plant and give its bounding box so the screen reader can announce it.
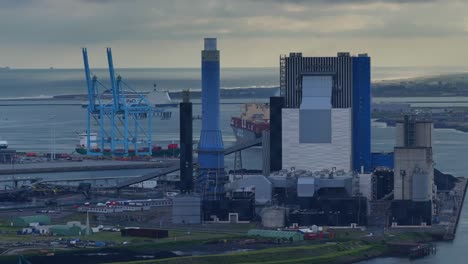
[65,42,459,237]
[157,46,463,233]
[0,37,466,263]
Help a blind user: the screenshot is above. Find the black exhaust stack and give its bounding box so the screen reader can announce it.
[180,91,193,193]
[269,96,284,172]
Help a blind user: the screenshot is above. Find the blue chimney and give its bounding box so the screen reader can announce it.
[197,38,225,200]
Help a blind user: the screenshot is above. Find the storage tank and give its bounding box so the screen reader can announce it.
[261,207,286,228]
[395,118,432,148]
[395,122,405,147]
[414,122,432,148]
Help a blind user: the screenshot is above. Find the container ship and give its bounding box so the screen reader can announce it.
[230,103,270,142]
[75,132,180,157]
[81,89,177,108]
[0,140,8,149]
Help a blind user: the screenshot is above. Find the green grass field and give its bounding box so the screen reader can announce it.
[0,224,236,244]
[111,241,385,264]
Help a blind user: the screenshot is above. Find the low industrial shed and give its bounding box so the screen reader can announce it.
[121,228,169,239]
[50,225,88,236]
[247,229,303,242]
[11,215,51,227]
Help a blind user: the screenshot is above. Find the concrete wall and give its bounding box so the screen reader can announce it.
[172,195,201,224]
[393,147,433,201]
[412,170,432,201]
[358,173,372,201]
[282,108,352,172]
[299,75,333,143]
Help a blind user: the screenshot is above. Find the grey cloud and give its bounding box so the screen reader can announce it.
[0,0,40,8]
[80,0,120,3]
[0,0,460,45]
[0,0,466,68]
[265,0,436,3]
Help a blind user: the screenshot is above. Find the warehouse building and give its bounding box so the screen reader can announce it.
[247,229,304,242]
[50,225,88,236]
[11,215,51,227]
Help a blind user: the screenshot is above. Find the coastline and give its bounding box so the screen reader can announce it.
[374,118,468,133]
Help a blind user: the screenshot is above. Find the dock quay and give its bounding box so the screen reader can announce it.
[0,160,176,175]
[388,242,436,259]
[442,177,468,240]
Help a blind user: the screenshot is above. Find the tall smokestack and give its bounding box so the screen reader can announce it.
[180,90,193,193]
[197,38,225,200]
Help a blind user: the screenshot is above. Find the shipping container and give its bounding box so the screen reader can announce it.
[121,228,168,239]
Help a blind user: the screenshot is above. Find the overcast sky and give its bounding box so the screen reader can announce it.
[1,0,467,68]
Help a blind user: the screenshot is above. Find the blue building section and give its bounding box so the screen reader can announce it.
[198,59,224,168]
[372,152,394,169]
[352,56,372,173]
[197,38,226,200]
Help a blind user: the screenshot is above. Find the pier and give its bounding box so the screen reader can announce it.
[442,177,468,240]
[0,160,176,175]
[388,242,437,259]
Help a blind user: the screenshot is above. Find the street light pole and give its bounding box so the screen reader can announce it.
[49,114,56,161]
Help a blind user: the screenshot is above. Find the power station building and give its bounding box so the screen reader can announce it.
[391,116,434,225]
[394,116,434,201]
[279,52,371,173]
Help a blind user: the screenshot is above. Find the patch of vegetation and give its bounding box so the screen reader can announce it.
[372,72,468,97]
[110,241,387,264]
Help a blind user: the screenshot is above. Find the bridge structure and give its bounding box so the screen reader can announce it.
[114,138,262,190]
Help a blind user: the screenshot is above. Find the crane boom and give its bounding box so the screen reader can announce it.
[82,48,95,112]
[106,47,120,111]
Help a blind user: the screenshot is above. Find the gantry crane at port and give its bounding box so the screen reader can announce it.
[82,48,154,157]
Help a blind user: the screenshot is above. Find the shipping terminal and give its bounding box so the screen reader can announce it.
[0,38,466,263]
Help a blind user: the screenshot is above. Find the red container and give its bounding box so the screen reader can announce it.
[303,233,318,240]
[168,143,178,150]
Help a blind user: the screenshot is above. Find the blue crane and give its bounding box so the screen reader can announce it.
[81,48,155,157]
[82,47,104,155]
[106,47,120,111]
[82,48,95,112]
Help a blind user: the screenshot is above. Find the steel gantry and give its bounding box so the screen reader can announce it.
[82,48,153,157]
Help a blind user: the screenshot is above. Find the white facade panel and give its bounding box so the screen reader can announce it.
[358,173,372,200]
[301,75,332,110]
[300,98,331,109]
[394,147,433,201]
[302,75,333,97]
[282,108,352,172]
